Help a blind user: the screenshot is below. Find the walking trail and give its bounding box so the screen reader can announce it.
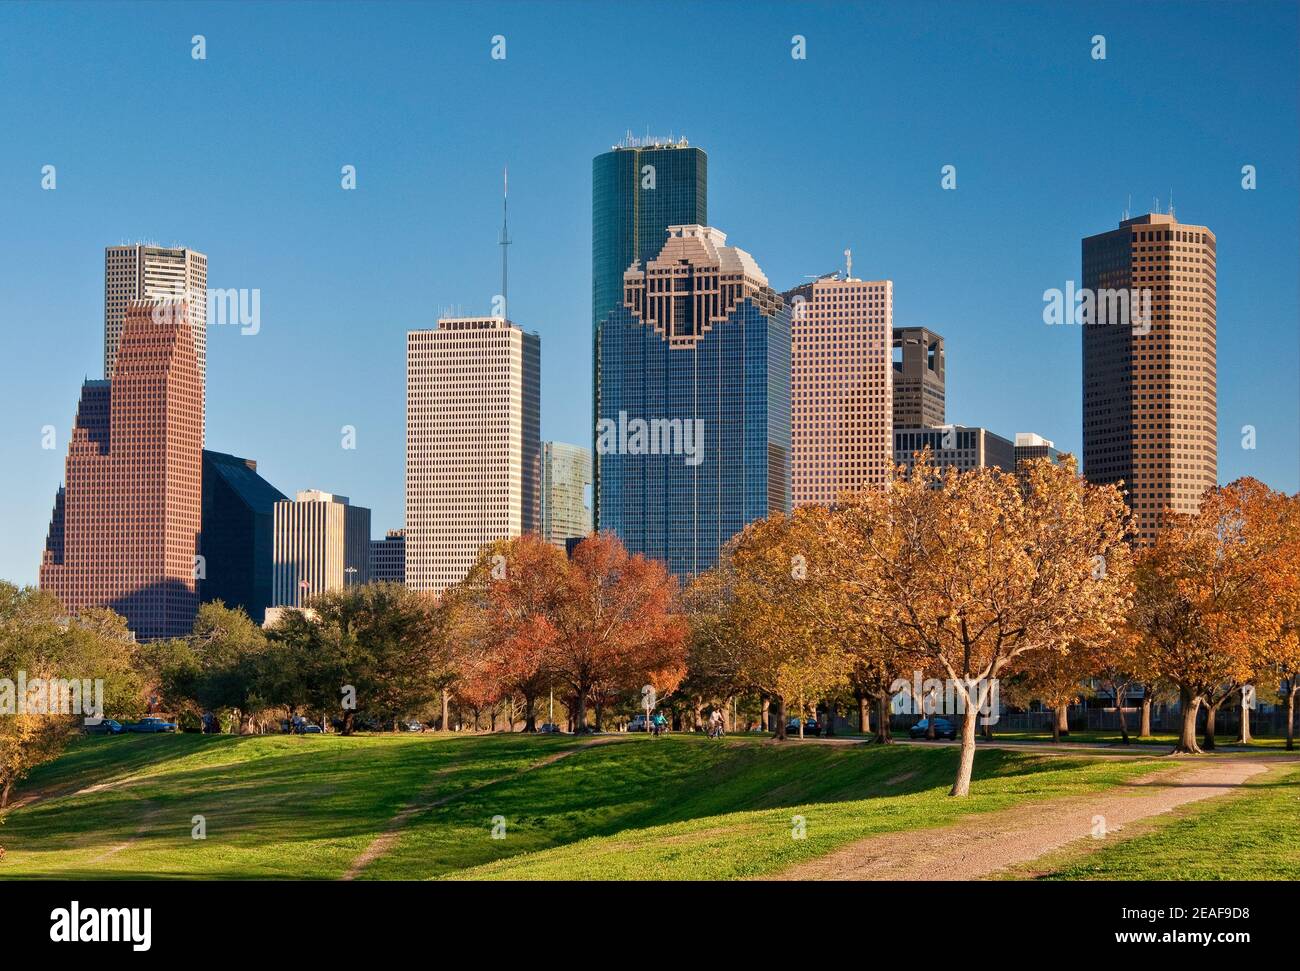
[774,758,1272,881]
[341,735,620,880]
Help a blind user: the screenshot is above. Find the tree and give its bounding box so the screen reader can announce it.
[1091,623,1145,744]
[842,454,1132,796]
[546,533,687,733]
[449,535,567,732]
[1131,479,1286,754]
[0,584,143,808]
[726,505,852,740]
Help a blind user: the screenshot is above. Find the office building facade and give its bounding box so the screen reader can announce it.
[784,273,893,505]
[1082,212,1217,542]
[541,442,592,547]
[1013,432,1063,467]
[891,326,945,428]
[598,225,791,579]
[201,450,286,623]
[369,529,406,585]
[593,137,707,526]
[41,300,204,639]
[105,245,207,397]
[271,491,370,607]
[406,317,541,594]
[893,425,1015,474]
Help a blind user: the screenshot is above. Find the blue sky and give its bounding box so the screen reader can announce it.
[2,0,1297,585]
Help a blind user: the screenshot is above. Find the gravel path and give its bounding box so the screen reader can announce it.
[773,758,1272,881]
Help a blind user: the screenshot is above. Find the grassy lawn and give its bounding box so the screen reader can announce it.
[1010,764,1300,881]
[981,729,1293,751]
[0,732,1170,881]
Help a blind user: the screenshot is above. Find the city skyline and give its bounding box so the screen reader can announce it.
[3,1,1298,586]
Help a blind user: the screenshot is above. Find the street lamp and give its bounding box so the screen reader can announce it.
[344,566,358,588]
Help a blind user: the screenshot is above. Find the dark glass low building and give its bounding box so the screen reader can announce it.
[201,450,286,623]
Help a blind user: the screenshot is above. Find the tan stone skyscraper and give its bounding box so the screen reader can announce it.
[1082,212,1217,542]
[783,272,893,505]
[105,245,207,384]
[406,317,541,594]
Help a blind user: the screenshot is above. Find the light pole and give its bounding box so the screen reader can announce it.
[344,566,358,588]
[298,578,311,607]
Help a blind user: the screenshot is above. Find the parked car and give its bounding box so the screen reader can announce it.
[786,718,821,737]
[83,718,124,735]
[627,714,650,733]
[403,721,425,732]
[537,723,561,734]
[909,717,957,740]
[299,723,323,734]
[127,716,177,734]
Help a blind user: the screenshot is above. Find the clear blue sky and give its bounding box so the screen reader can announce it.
[2,0,1297,585]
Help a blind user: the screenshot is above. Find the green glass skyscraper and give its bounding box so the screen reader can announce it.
[592,137,707,526]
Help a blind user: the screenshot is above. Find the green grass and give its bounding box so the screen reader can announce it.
[0,732,1179,880]
[983,730,1292,750]
[1018,765,1300,880]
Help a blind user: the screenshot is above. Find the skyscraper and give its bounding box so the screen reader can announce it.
[201,450,286,624]
[598,225,790,579]
[406,317,541,594]
[593,137,707,526]
[105,245,207,409]
[540,442,592,547]
[271,490,371,607]
[41,299,204,639]
[891,326,945,428]
[1082,212,1217,542]
[784,272,893,505]
[1013,432,1062,467]
[369,529,406,585]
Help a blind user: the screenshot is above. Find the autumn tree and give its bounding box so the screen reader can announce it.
[726,505,852,740]
[1131,479,1286,753]
[546,533,687,732]
[448,535,567,731]
[843,454,1132,796]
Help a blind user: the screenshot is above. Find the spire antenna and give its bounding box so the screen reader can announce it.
[499,165,511,319]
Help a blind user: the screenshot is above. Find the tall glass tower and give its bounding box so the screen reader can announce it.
[598,225,791,580]
[592,137,707,526]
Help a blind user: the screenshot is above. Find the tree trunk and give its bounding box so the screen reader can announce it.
[1,779,11,808]
[774,696,787,740]
[1236,690,1252,744]
[1139,694,1152,737]
[1051,708,1061,743]
[575,689,588,733]
[798,692,805,739]
[523,693,537,733]
[981,714,994,740]
[950,709,980,797]
[857,692,870,734]
[1116,696,1130,745]
[824,701,836,737]
[593,699,603,733]
[1287,688,1297,752]
[1175,687,1202,754]
[760,696,770,732]
[441,687,450,732]
[1056,704,1070,738]
[341,710,355,736]
[1202,701,1219,751]
[874,694,893,744]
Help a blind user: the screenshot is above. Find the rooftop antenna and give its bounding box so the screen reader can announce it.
[844,248,853,280]
[1168,188,1175,219]
[499,165,511,320]
[1122,194,1131,221]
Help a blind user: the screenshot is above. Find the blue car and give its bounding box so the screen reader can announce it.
[128,716,178,733]
[909,717,957,740]
[83,718,124,735]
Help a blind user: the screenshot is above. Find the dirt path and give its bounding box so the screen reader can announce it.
[340,736,621,880]
[774,758,1270,881]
